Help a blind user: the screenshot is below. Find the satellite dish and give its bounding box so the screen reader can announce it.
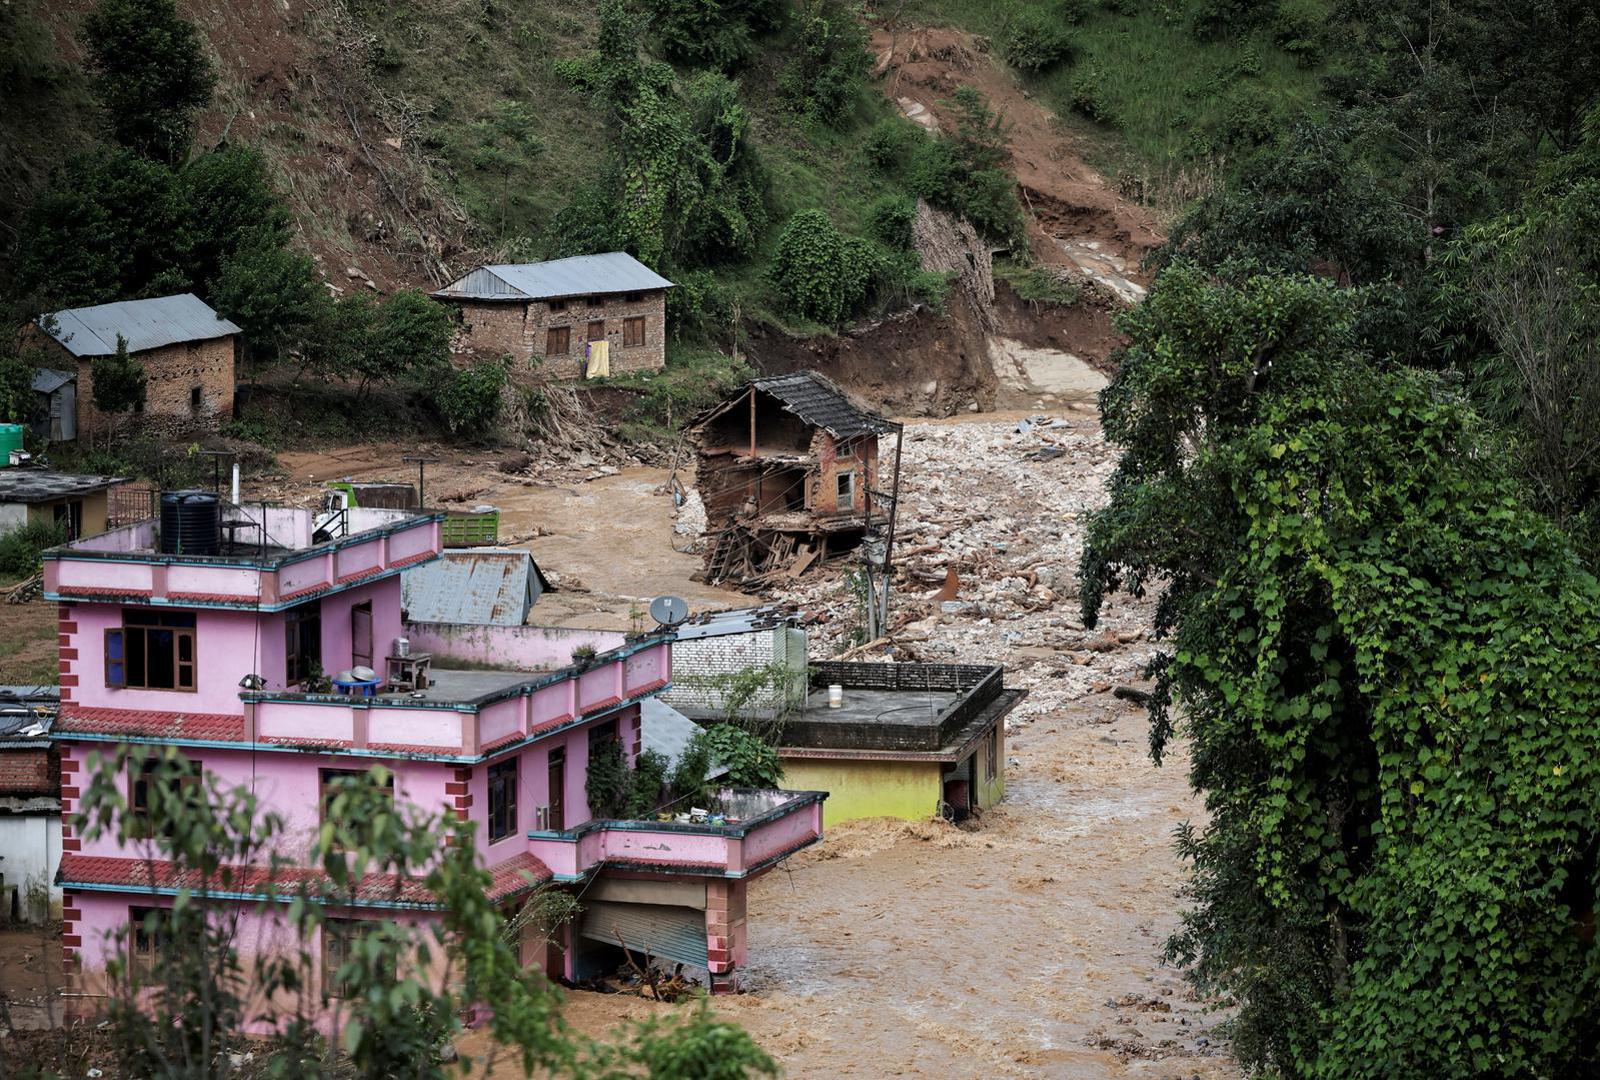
[649,595,690,628]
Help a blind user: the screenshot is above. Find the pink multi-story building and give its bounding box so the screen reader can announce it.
[44,500,823,1015]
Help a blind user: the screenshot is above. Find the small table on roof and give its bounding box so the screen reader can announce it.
[385,652,433,692]
[332,675,382,697]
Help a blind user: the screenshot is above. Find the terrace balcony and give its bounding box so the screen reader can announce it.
[526,788,826,882]
[227,640,672,762]
[43,506,441,611]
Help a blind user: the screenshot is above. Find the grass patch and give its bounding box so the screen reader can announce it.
[895,0,1332,201]
[996,259,1084,305]
[603,344,754,444]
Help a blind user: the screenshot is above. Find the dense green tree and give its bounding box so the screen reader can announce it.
[0,347,41,425]
[89,334,148,437]
[370,289,455,388]
[80,0,215,165]
[999,6,1077,72]
[776,0,869,128]
[1080,262,1600,1076]
[15,148,188,307]
[904,88,1024,248]
[644,0,786,70]
[179,146,294,291]
[210,226,327,370]
[1156,122,1416,283]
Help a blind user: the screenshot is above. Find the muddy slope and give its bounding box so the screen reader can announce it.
[746,281,1119,416]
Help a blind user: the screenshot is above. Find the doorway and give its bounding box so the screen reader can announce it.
[547,747,566,831]
[351,601,373,670]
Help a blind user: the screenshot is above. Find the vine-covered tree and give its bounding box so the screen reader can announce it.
[81,0,215,165]
[1080,262,1600,1076]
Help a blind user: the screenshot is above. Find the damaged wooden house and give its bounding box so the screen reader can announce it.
[689,372,902,585]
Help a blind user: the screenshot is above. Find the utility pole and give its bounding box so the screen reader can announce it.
[877,422,905,633]
[403,454,440,509]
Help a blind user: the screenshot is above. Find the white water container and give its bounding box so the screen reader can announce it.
[827,684,844,709]
[394,636,410,657]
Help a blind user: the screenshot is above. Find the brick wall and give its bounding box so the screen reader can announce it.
[0,748,55,797]
[705,877,748,993]
[446,290,668,378]
[809,431,880,515]
[31,333,236,436]
[661,628,806,715]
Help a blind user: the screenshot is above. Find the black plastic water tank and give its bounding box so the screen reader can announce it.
[159,490,221,555]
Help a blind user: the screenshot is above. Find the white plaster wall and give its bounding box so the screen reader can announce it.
[0,502,29,534]
[0,814,63,922]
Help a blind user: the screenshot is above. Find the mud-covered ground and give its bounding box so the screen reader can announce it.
[469,409,1238,1077]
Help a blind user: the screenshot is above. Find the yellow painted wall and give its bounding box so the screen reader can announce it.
[973,723,1005,810]
[779,756,944,828]
[26,490,109,538]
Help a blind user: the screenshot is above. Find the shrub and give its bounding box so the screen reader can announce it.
[866,193,917,249]
[694,725,783,789]
[0,521,67,577]
[861,117,921,173]
[624,749,671,819]
[431,358,508,436]
[768,209,878,324]
[1067,67,1117,125]
[999,7,1077,73]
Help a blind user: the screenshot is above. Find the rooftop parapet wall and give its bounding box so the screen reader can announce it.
[221,640,672,761]
[526,788,825,881]
[406,622,628,672]
[783,662,1005,752]
[44,514,443,611]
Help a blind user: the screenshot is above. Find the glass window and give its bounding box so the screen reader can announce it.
[488,757,517,842]
[107,610,197,691]
[322,918,390,998]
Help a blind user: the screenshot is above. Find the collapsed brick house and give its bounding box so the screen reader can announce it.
[689,372,902,584]
[29,293,239,437]
[432,252,673,379]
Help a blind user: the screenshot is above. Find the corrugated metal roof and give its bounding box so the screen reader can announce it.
[1,687,58,749]
[640,698,730,779]
[39,293,242,357]
[400,548,550,625]
[433,253,675,301]
[751,371,898,440]
[0,468,125,503]
[31,368,75,394]
[672,604,798,642]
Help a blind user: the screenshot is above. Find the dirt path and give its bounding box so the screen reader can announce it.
[271,444,749,629]
[871,26,1165,299]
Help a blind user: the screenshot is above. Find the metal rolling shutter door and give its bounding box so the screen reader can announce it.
[579,901,710,969]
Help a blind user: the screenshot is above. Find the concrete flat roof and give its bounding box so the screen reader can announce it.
[0,469,124,504]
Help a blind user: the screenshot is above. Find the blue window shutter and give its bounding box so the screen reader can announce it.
[105,628,126,687]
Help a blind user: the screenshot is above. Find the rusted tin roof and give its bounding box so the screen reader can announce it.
[400,547,551,626]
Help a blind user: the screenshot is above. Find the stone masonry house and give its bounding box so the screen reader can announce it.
[689,371,902,584]
[29,293,239,437]
[432,253,673,379]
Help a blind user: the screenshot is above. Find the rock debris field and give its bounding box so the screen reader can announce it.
[481,409,1240,1079]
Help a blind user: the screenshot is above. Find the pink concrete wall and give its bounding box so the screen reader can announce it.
[67,890,441,1034]
[366,708,467,750]
[68,604,272,714]
[405,622,627,672]
[531,682,576,726]
[738,798,823,870]
[471,707,641,861]
[71,747,457,863]
[278,554,330,597]
[314,579,403,679]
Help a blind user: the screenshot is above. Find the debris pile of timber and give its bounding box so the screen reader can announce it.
[764,411,1160,731]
